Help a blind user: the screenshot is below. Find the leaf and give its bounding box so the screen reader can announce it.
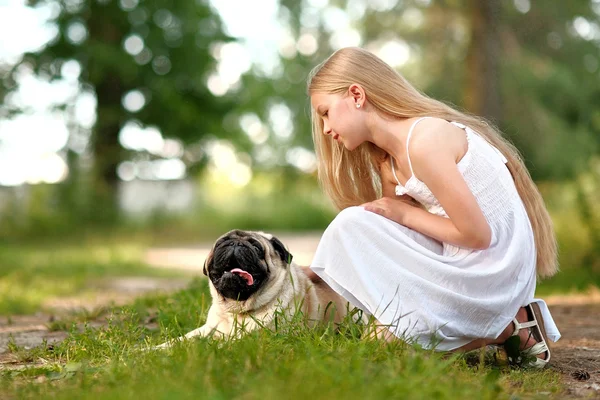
[503,335,521,363]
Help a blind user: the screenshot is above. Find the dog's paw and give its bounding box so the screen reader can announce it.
[137,341,173,352]
[153,341,173,350]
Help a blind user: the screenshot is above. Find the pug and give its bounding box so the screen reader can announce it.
[155,229,355,348]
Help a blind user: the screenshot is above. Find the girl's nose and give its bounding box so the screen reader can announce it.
[323,123,332,136]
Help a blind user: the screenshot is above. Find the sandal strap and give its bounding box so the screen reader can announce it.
[522,338,551,369]
[511,318,538,336]
[526,356,549,369]
[523,342,550,369]
[508,303,552,369]
[523,341,549,357]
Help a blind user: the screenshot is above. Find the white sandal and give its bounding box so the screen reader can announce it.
[511,302,551,369]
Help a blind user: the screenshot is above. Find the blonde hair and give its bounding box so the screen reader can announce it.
[307,47,558,279]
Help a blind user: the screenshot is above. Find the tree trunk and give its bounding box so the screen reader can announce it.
[87,7,127,222]
[92,73,124,221]
[465,0,502,123]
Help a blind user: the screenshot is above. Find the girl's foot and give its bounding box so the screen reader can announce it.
[455,303,550,369]
[506,303,551,368]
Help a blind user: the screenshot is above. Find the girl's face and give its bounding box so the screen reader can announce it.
[311,91,367,151]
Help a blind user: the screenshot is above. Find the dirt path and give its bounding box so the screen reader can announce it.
[1,234,599,397]
[543,296,600,398]
[0,277,190,358]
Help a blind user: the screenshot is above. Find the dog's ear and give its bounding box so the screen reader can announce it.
[270,236,293,266]
[203,250,214,276]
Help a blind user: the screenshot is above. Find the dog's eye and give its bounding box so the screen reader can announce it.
[247,239,264,258]
[252,244,263,254]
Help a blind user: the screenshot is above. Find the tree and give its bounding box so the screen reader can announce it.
[465,0,502,122]
[1,0,232,220]
[501,1,600,180]
[345,0,600,180]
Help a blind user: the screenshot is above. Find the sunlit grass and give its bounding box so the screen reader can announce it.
[0,243,186,315]
[0,279,564,399]
[0,175,595,399]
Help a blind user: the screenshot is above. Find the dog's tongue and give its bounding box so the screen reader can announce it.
[230,268,254,285]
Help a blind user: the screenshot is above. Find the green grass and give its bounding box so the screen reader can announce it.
[0,242,187,315]
[0,278,564,400]
[0,209,591,400]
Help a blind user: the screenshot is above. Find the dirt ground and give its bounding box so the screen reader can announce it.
[1,237,599,397]
[0,276,189,369]
[544,299,600,398]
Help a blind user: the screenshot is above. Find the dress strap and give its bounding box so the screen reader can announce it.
[389,117,432,186]
[405,117,432,177]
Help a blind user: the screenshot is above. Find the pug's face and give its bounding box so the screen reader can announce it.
[204,230,292,301]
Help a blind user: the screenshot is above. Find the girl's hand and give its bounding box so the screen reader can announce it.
[361,197,417,225]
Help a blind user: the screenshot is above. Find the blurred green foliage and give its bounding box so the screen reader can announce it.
[0,170,335,244]
[0,0,599,281]
[1,0,232,218]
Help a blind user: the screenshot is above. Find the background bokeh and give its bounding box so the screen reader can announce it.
[0,0,599,290]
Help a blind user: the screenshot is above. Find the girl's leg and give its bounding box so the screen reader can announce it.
[300,264,323,284]
[455,307,548,361]
[300,261,547,361]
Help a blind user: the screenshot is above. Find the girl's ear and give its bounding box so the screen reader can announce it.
[348,83,365,105]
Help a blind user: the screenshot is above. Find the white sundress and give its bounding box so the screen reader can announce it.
[310,117,561,351]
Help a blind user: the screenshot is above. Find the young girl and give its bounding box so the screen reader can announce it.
[306,47,560,368]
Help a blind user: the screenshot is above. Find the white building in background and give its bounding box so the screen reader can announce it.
[118,179,195,217]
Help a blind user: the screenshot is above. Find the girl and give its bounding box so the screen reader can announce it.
[306,47,560,368]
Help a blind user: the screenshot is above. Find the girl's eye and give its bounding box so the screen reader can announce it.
[322,111,328,117]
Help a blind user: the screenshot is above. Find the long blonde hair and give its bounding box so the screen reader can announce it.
[307,47,558,279]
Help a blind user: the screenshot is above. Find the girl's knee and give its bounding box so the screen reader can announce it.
[329,206,371,231]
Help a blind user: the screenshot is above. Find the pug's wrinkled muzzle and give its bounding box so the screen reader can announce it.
[211,243,264,301]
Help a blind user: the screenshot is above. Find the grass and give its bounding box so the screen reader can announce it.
[0,278,564,400]
[0,193,595,400]
[0,241,188,315]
